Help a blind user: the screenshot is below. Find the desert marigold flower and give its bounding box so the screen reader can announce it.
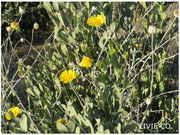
[135,43,139,48]
[10,22,19,30]
[6,26,12,32]
[136,18,140,22]
[79,57,94,69]
[59,69,77,83]
[56,119,67,125]
[87,15,105,27]
[5,106,21,120]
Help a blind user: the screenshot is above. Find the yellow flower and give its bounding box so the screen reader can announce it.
[79,57,94,69]
[135,43,138,48]
[136,18,140,22]
[5,106,21,120]
[56,119,67,125]
[15,49,18,53]
[87,15,105,27]
[59,69,77,83]
[10,22,20,30]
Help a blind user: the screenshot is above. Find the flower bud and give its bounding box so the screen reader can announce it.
[148,25,156,34]
[26,65,31,70]
[19,6,25,14]
[92,6,96,11]
[20,38,24,42]
[54,34,57,39]
[56,101,61,106]
[33,23,39,30]
[174,9,179,18]
[124,16,128,20]
[146,97,152,105]
[6,26,12,32]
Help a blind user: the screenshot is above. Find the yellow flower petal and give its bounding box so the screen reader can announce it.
[5,106,20,120]
[56,119,67,125]
[87,15,105,27]
[5,112,11,120]
[10,22,19,30]
[59,69,77,83]
[79,57,94,69]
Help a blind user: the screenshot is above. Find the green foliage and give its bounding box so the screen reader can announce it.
[1,2,178,134]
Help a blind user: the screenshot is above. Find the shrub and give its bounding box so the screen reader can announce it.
[1,2,178,133]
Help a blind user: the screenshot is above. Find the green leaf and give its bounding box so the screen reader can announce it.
[112,53,119,68]
[67,12,73,26]
[52,2,59,11]
[140,72,148,82]
[160,12,167,20]
[104,129,110,133]
[96,75,106,89]
[140,2,147,9]
[123,77,130,88]
[122,51,128,60]
[57,123,69,133]
[33,86,41,96]
[96,118,101,126]
[156,71,161,82]
[67,105,77,117]
[32,98,42,107]
[26,88,35,96]
[84,2,89,9]
[98,32,108,48]
[75,127,80,133]
[44,105,52,120]
[61,44,68,56]
[114,123,121,133]
[68,121,75,132]
[160,5,165,12]
[57,12,65,27]
[159,82,164,92]
[43,2,53,13]
[14,128,27,133]
[20,114,31,132]
[26,76,33,86]
[162,51,167,59]
[96,124,104,133]
[110,22,117,31]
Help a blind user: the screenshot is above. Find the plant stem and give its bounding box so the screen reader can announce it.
[70,83,84,108]
[159,17,177,45]
[150,33,154,97]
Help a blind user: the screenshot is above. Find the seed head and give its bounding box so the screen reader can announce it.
[33,23,39,30]
[148,25,156,34]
